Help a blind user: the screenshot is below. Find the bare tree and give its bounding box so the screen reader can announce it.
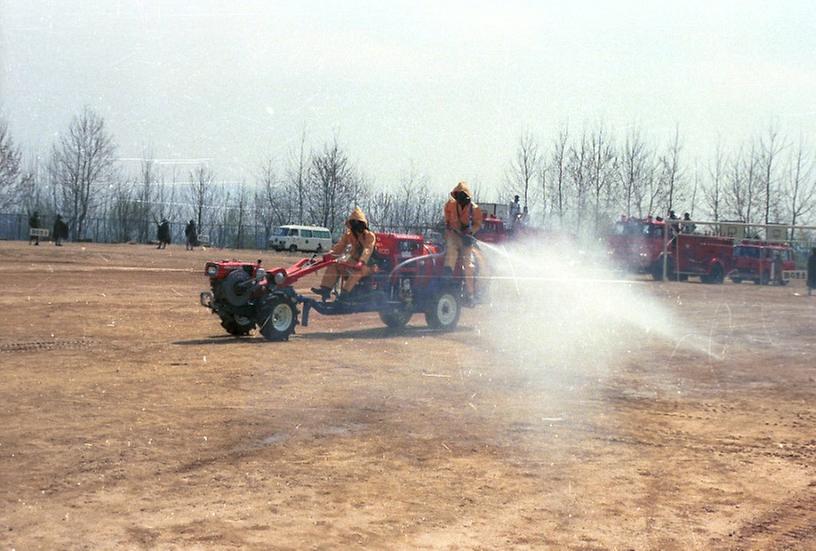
[308,138,358,234]
[0,120,22,211]
[48,107,118,240]
[110,179,137,242]
[505,131,539,210]
[233,181,249,248]
[785,136,816,238]
[619,126,653,218]
[705,141,725,221]
[136,150,157,242]
[550,126,569,225]
[587,124,617,233]
[188,164,215,230]
[285,129,309,225]
[724,144,761,223]
[659,125,684,214]
[759,125,785,224]
[567,131,591,234]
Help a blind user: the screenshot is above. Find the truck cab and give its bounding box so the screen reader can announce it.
[731,241,796,284]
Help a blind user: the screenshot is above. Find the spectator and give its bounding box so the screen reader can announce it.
[156,218,171,249]
[681,212,696,234]
[772,251,784,286]
[668,210,680,235]
[185,219,197,251]
[29,211,41,245]
[52,214,69,246]
[807,248,816,297]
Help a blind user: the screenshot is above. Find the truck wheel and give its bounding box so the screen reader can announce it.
[258,296,298,341]
[732,277,742,284]
[220,316,254,336]
[425,292,460,331]
[706,264,724,284]
[289,244,297,253]
[379,306,413,329]
[651,258,676,281]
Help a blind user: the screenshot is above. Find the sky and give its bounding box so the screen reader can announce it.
[1,0,816,198]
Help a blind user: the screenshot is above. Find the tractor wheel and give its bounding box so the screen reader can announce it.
[425,291,460,331]
[258,296,298,341]
[222,269,252,306]
[220,316,254,336]
[379,305,413,329]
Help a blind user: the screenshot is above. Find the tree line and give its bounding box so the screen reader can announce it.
[1,107,815,247]
[505,124,816,239]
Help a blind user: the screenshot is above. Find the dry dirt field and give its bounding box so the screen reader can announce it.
[0,240,814,550]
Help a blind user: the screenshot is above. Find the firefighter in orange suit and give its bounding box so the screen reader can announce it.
[444,182,483,299]
[311,207,376,299]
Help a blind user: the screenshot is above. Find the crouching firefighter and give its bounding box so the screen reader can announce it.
[444,181,483,303]
[311,207,376,300]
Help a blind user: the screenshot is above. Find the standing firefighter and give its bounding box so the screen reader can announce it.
[808,248,816,297]
[311,207,376,300]
[444,181,483,302]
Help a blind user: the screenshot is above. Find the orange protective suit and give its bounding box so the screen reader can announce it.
[320,207,377,293]
[444,182,483,295]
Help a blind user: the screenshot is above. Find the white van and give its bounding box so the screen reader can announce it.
[269,225,333,253]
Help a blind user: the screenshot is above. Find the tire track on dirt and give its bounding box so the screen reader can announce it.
[729,483,816,549]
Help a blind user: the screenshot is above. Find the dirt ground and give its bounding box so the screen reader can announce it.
[0,240,814,550]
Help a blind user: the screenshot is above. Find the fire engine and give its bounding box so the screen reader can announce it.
[608,217,733,283]
[730,241,796,285]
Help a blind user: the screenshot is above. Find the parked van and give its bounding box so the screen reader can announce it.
[269,225,332,253]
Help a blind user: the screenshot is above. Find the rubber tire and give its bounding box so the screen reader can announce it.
[258,296,298,341]
[651,258,677,281]
[379,306,413,329]
[732,277,742,284]
[289,244,297,253]
[220,317,254,336]
[706,264,724,284]
[425,291,460,331]
[316,244,323,253]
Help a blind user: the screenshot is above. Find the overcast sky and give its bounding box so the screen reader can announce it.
[2,0,815,197]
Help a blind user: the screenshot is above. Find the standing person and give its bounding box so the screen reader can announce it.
[509,195,522,230]
[52,214,68,246]
[807,248,816,296]
[311,207,376,300]
[772,251,784,286]
[681,212,696,234]
[156,218,171,249]
[185,219,197,251]
[444,181,483,303]
[29,211,41,245]
[668,210,680,236]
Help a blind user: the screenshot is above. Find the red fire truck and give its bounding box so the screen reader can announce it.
[730,241,796,285]
[608,218,733,283]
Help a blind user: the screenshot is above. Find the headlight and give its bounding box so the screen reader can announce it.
[205,264,217,277]
[255,268,266,281]
[273,271,286,285]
